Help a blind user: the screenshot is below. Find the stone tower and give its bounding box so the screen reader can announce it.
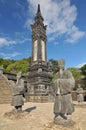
[31,4,47,63]
[27,4,52,99]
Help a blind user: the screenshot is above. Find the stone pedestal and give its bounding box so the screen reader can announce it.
[54,117,75,127]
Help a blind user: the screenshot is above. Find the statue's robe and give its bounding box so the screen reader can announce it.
[54,70,75,115]
[76,87,84,102]
[11,79,25,107]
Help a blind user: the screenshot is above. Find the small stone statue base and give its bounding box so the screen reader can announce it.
[54,117,75,127]
[43,120,77,130]
[4,109,29,120]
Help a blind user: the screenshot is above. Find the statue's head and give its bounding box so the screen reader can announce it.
[78,84,81,88]
[17,71,22,79]
[58,59,65,70]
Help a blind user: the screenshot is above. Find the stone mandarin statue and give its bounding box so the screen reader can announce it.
[11,72,26,112]
[54,59,75,120]
[76,84,84,103]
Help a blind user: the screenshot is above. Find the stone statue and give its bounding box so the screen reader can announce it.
[11,72,26,112]
[76,84,84,103]
[0,65,4,74]
[54,59,75,120]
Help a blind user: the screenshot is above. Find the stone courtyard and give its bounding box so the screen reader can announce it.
[0,102,86,130]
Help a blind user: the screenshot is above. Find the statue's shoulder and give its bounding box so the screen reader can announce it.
[63,70,73,78]
[63,70,72,75]
[20,78,24,82]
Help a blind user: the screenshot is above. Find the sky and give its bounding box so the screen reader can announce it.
[0,0,86,68]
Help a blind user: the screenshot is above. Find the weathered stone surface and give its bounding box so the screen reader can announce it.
[53,59,75,120]
[76,84,84,102]
[11,72,25,111]
[54,118,75,127]
[4,110,29,120]
[0,74,15,104]
[27,5,52,100]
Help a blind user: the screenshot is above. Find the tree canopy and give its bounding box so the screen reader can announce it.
[0,57,32,76]
[80,64,86,80]
[67,67,81,81]
[0,57,86,83]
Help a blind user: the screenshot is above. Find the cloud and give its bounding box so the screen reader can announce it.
[0,52,22,59]
[0,38,16,47]
[76,62,86,68]
[66,26,85,43]
[54,42,59,46]
[0,37,29,47]
[26,0,85,43]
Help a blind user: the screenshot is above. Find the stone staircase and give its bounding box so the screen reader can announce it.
[0,74,14,104]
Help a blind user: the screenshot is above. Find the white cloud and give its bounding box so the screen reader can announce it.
[54,42,59,46]
[0,37,29,47]
[26,0,85,43]
[0,38,16,47]
[0,52,22,59]
[66,26,85,43]
[76,62,86,68]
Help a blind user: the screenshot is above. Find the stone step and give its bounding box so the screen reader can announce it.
[26,95,50,102]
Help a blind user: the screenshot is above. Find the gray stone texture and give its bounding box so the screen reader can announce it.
[27,4,52,99]
[54,59,75,119]
[0,65,4,74]
[76,84,84,102]
[11,72,25,111]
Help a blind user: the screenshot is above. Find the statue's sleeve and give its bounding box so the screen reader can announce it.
[20,79,24,90]
[54,79,60,94]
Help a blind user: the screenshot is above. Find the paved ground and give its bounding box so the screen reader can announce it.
[0,102,86,130]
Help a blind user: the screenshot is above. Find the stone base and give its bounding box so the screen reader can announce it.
[4,109,29,120]
[54,117,75,127]
[26,95,52,102]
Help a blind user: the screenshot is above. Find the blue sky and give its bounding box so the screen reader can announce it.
[0,0,86,68]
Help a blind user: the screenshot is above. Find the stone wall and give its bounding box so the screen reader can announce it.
[0,74,15,104]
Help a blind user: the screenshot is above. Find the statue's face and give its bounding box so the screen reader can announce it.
[17,72,22,79]
[17,75,21,79]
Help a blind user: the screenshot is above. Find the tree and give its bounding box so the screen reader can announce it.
[0,58,15,70]
[67,67,81,81]
[80,64,86,80]
[48,59,59,74]
[6,58,32,75]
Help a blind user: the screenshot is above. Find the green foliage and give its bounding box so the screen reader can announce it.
[0,58,15,70]
[48,59,59,74]
[67,67,81,80]
[80,64,86,79]
[48,59,59,82]
[52,67,82,83]
[0,57,32,75]
[0,57,86,81]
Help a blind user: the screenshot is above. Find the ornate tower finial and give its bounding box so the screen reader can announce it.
[37,4,41,13]
[35,4,44,21]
